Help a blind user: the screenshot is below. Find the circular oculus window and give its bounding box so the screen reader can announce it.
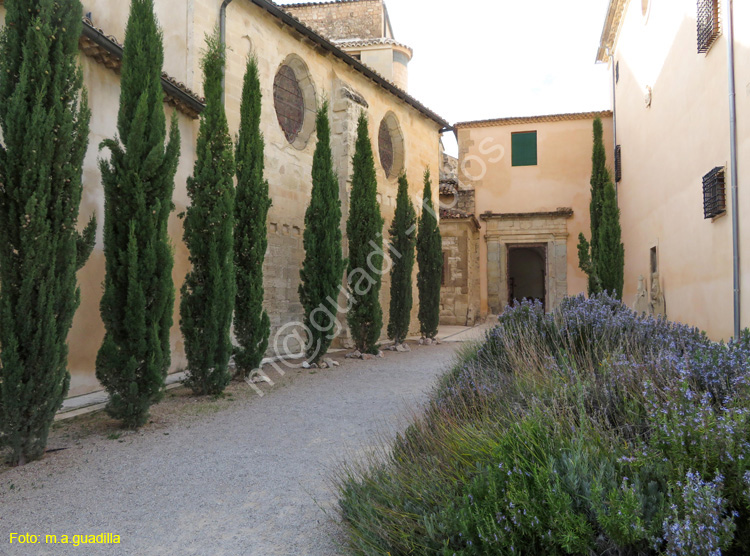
[272,55,316,150]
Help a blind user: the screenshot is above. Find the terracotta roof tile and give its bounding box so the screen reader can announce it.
[454,111,612,129]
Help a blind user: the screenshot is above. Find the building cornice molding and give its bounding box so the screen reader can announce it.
[597,0,630,62]
[455,111,612,130]
[80,18,206,119]
[480,208,574,221]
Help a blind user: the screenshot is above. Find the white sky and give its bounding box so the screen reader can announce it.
[278,0,613,155]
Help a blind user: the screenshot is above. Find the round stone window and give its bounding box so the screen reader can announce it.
[378,112,404,179]
[272,55,317,150]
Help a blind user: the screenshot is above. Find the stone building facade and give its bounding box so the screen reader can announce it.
[444,112,614,321]
[0,0,447,397]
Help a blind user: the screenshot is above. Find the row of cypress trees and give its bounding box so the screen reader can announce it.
[577,117,625,299]
[299,108,443,363]
[0,0,442,462]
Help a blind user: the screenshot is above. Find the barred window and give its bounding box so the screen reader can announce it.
[703,167,726,219]
[697,0,720,54]
[615,145,622,183]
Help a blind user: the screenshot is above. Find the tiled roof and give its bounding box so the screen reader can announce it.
[334,38,413,57]
[455,111,612,129]
[280,0,379,8]
[254,0,449,128]
[80,18,205,119]
[440,208,480,230]
[439,179,458,195]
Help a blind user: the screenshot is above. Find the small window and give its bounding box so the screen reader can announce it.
[697,0,720,54]
[703,166,726,219]
[615,145,622,183]
[511,131,537,167]
[650,246,658,274]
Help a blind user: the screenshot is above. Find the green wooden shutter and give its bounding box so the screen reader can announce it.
[512,131,538,167]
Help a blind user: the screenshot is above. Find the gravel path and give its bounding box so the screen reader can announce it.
[0,344,459,556]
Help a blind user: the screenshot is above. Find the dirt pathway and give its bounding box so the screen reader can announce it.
[0,344,460,556]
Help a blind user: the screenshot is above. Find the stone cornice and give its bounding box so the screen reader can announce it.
[597,0,630,62]
[480,208,574,221]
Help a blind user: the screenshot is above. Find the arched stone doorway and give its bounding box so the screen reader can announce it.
[507,245,546,309]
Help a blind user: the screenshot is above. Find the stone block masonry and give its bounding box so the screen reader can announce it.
[284,0,385,41]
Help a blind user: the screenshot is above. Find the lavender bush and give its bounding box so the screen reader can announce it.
[337,294,750,555]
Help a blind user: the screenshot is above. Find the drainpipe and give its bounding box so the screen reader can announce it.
[220,0,234,104]
[608,48,618,198]
[726,0,741,339]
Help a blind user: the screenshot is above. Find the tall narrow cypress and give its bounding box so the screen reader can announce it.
[180,34,235,395]
[578,117,609,295]
[598,181,625,299]
[299,102,345,364]
[0,0,95,465]
[416,169,442,340]
[96,0,180,429]
[234,55,272,377]
[387,174,417,345]
[346,113,384,355]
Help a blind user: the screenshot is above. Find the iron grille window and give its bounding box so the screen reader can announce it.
[697,0,720,54]
[615,145,622,183]
[703,166,726,219]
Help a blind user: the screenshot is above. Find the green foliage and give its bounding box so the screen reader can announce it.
[180,34,235,396]
[336,295,750,555]
[346,113,383,355]
[299,102,345,363]
[598,181,625,298]
[96,0,180,429]
[577,233,601,295]
[387,174,417,344]
[417,169,442,339]
[233,55,272,377]
[578,117,608,296]
[0,0,95,465]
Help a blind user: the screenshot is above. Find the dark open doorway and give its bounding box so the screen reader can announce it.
[507,244,547,309]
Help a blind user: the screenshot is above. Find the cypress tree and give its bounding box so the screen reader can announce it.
[180,34,235,395]
[416,169,442,340]
[96,0,180,429]
[346,113,384,355]
[577,117,609,295]
[0,0,95,465]
[597,181,625,299]
[299,102,345,364]
[387,174,417,345]
[234,55,272,377]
